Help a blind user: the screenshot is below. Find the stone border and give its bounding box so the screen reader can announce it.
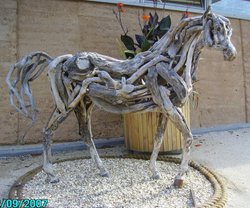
[8,155,227,208]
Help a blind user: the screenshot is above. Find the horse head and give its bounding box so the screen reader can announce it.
[202,6,237,61]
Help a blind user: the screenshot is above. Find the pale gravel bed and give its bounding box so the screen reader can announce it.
[23,158,213,208]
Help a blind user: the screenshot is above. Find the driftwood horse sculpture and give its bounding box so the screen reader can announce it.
[6,7,236,188]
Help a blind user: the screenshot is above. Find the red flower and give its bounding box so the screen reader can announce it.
[182,10,190,19]
[117,2,125,13]
[143,14,150,22]
[117,2,124,8]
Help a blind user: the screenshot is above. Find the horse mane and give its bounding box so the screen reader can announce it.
[150,16,203,53]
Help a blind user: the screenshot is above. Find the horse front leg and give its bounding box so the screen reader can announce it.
[149,113,168,179]
[149,84,192,187]
[168,107,193,188]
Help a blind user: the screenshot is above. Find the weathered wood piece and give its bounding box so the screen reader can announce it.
[6,7,236,188]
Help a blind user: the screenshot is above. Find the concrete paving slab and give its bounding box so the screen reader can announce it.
[192,127,250,208]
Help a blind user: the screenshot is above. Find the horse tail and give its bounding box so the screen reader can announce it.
[6,51,53,123]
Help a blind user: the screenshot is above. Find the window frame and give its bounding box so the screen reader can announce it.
[144,0,206,9]
[86,0,212,14]
[86,0,250,21]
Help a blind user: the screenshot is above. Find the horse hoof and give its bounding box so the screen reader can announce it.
[173,178,184,188]
[152,173,161,180]
[100,171,109,177]
[46,176,60,184]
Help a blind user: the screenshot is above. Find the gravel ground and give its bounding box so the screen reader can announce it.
[1,126,250,207]
[23,158,213,208]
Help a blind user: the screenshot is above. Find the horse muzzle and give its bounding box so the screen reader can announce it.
[223,43,237,61]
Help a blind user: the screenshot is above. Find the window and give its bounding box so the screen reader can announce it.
[87,0,216,11]
[147,0,203,7]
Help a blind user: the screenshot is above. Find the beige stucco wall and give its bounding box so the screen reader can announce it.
[0,0,18,144]
[0,0,249,144]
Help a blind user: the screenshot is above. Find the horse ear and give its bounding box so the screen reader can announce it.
[202,5,212,20]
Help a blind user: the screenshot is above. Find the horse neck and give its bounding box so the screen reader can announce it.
[150,16,203,55]
[189,35,205,80]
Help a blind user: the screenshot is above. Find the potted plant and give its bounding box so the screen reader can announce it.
[113,3,190,153]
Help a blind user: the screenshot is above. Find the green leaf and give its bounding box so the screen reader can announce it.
[159,15,171,31]
[148,12,158,29]
[156,29,167,38]
[141,39,151,52]
[115,38,127,59]
[121,35,136,51]
[124,50,135,59]
[153,12,159,28]
[148,12,154,28]
[135,35,145,48]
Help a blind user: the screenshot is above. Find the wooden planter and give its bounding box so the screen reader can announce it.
[123,102,190,153]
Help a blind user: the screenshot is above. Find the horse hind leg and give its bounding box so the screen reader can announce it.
[42,128,58,183]
[149,113,168,179]
[74,100,109,177]
[42,107,70,183]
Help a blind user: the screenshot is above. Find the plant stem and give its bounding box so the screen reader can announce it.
[118,10,127,35]
[113,9,127,35]
[137,11,143,31]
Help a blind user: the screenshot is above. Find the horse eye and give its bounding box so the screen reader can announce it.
[217,27,221,32]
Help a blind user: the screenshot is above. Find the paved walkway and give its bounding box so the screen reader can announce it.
[192,127,250,208]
